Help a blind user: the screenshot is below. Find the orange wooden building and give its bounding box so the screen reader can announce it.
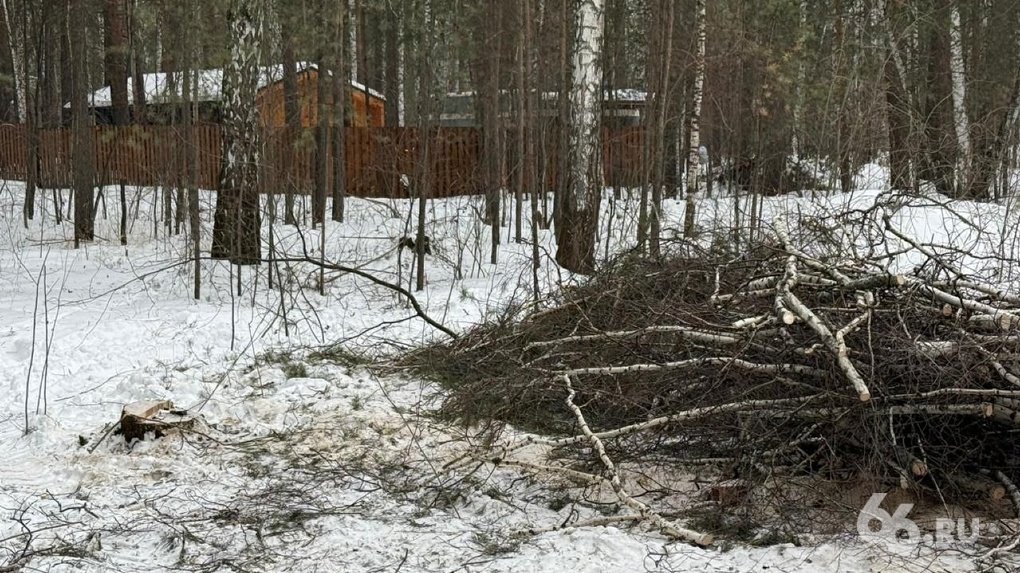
[81,63,386,128]
[257,65,385,128]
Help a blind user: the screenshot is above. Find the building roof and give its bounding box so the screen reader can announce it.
[72,63,383,109]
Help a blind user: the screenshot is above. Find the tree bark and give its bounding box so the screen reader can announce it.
[129,0,147,123]
[104,0,129,125]
[18,0,34,222]
[70,0,94,245]
[556,0,603,275]
[948,3,971,196]
[683,0,706,239]
[0,0,17,122]
[383,0,399,126]
[474,2,502,263]
[211,0,263,265]
[331,0,346,223]
[279,4,300,225]
[881,0,914,192]
[313,57,329,228]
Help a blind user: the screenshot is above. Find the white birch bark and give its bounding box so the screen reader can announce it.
[556,0,605,273]
[211,0,264,263]
[348,0,358,84]
[683,0,706,238]
[949,4,971,192]
[562,374,714,546]
[570,0,604,214]
[791,0,807,160]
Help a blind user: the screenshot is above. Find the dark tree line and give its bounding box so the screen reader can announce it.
[6,0,1020,274]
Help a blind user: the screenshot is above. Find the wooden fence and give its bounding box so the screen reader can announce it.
[0,124,648,197]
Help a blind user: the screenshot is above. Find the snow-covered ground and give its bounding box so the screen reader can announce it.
[0,174,1015,572]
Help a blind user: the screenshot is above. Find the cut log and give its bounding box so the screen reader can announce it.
[705,478,752,506]
[949,473,1007,501]
[118,400,196,443]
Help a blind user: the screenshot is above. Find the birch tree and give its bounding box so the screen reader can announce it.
[211,0,264,265]
[948,2,970,195]
[556,0,604,274]
[683,0,706,239]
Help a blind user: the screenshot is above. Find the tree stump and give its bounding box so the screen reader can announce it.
[118,400,196,443]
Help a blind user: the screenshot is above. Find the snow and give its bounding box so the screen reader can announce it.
[70,62,384,109]
[0,175,1016,571]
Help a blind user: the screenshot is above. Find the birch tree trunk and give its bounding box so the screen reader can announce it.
[683,0,706,239]
[17,0,32,223]
[790,0,806,161]
[211,0,263,265]
[949,3,971,195]
[556,0,604,274]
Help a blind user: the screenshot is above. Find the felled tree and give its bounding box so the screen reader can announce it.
[211,0,263,265]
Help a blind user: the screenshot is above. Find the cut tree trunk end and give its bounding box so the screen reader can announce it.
[118,400,196,443]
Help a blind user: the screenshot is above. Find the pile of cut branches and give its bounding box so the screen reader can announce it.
[408,215,1020,544]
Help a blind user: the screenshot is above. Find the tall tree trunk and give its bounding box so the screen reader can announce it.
[413,0,434,292]
[59,3,71,116]
[556,0,603,274]
[129,0,147,123]
[104,0,129,125]
[514,0,526,244]
[280,7,299,225]
[475,2,502,264]
[790,0,807,160]
[833,0,852,194]
[331,0,346,223]
[646,0,674,256]
[948,2,970,196]
[881,0,914,191]
[39,1,61,128]
[313,57,328,228]
[20,0,34,222]
[211,0,263,265]
[683,0,706,239]
[554,0,571,232]
[70,0,94,245]
[0,0,17,122]
[383,0,399,126]
[919,14,954,196]
[185,66,200,299]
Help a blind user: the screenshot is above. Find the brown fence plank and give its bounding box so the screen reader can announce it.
[0,124,645,197]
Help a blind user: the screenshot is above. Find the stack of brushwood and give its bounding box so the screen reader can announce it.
[410,219,1020,543]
